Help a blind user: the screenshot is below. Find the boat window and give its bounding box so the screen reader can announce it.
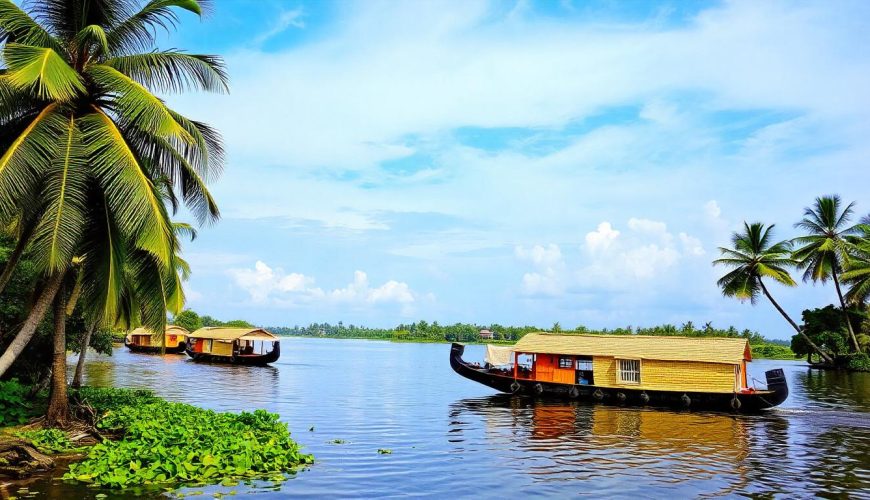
[558,357,573,369]
[617,359,641,384]
[576,360,593,371]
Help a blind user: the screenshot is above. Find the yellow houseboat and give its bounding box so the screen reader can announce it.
[124,325,189,354]
[185,327,280,365]
[450,333,788,412]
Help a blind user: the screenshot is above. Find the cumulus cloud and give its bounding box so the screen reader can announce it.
[584,222,620,254]
[515,244,566,296]
[229,261,421,312]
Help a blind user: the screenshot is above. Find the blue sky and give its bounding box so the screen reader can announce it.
[160,0,870,339]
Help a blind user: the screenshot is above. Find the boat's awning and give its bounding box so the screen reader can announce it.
[485,344,514,366]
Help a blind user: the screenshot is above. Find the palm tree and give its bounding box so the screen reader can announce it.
[714,222,834,364]
[793,196,862,352]
[841,217,870,308]
[0,0,226,424]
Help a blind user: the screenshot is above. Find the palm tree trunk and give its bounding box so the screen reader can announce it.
[0,273,65,377]
[831,267,862,353]
[759,279,835,365]
[71,322,95,389]
[0,235,28,296]
[45,289,69,427]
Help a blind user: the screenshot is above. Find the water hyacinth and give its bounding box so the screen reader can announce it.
[64,388,312,488]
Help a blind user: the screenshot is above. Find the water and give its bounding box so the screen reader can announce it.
[8,338,870,498]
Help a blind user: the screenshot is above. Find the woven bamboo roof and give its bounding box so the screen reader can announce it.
[188,327,278,342]
[129,325,189,337]
[512,333,751,364]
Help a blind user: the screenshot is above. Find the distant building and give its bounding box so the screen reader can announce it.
[479,329,495,340]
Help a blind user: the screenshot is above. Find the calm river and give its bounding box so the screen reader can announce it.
[15,338,870,498]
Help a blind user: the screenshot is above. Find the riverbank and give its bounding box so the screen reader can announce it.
[0,384,312,491]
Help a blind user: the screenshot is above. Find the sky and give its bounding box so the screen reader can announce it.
[156,0,869,339]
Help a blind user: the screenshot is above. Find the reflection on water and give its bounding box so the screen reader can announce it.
[5,339,869,498]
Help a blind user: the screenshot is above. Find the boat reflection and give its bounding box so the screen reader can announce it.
[448,396,791,495]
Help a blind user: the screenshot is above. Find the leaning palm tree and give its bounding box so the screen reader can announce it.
[793,196,862,352]
[841,217,870,307]
[714,222,834,364]
[0,0,226,424]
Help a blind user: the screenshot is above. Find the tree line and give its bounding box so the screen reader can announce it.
[714,195,870,371]
[270,319,775,345]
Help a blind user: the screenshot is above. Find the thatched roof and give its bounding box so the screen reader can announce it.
[129,325,189,338]
[187,327,278,342]
[512,333,751,365]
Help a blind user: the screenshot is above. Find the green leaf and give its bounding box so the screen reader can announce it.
[2,44,84,101]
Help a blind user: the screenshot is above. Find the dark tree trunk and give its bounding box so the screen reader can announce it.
[831,267,862,353]
[71,322,95,389]
[759,279,835,365]
[0,273,64,377]
[45,289,69,427]
[0,222,34,296]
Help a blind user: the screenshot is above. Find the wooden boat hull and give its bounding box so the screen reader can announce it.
[184,341,280,366]
[450,343,788,413]
[125,340,187,354]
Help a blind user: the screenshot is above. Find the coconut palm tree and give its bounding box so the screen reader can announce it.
[793,196,862,352]
[0,0,226,424]
[841,217,870,307]
[714,222,834,364]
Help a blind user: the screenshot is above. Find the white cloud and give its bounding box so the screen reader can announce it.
[582,219,708,284]
[229,261,421,310]
[515,244,566,296]
[704,200,721,219]
[254,8,305,45]
[584,222,620,254]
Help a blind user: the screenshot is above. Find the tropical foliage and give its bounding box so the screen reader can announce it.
[170,309,254,332]
[0,0,226,423]
[714,195,870,369]
[64,387,313,488]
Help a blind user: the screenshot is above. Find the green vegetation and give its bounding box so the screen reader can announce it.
[62,387,312,488]
[18,428,79,454]
[714,195,870,370]
[0,379,40,426]
[271,320,794,358]
[171,310,254,332]
[0,0,226,426]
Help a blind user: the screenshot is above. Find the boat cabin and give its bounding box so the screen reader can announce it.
[498,333,752,393]
[125,325,189,353]
[186,327,281,365]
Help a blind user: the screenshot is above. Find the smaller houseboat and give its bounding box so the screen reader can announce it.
[185,327,280,365]
[450,333,788,412]
[125,325,189,354]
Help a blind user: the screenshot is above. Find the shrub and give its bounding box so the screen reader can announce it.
[65,388,313,488]
[0,379,38,426]
[847,353,870,372]
[19,428,79,453]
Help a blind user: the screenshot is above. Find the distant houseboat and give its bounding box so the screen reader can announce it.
[185,327,280,365]
[125,326,189,354]
[450,333,788,412]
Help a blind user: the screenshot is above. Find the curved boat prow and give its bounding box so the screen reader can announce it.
[764,368,789,407]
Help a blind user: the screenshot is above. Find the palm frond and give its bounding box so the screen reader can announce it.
[86,64,191,141]
[106,0,204,55]
[0,103,60,218]
[2,43,84,101]
[29,112,88,273]
[74,24,110,59]
[0,1,60,50]
[105,51,228,94]
[80,107,173,266]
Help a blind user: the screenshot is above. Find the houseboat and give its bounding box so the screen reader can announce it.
[450,333,788,412]
[125,325,189,354]
[185,327,280,365]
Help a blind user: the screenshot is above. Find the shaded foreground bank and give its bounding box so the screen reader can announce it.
[1,384,312,490]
